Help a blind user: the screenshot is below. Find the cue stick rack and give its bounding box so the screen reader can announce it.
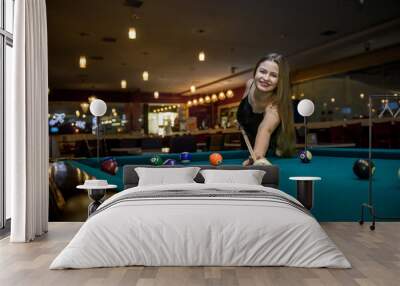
[359,94,400,230]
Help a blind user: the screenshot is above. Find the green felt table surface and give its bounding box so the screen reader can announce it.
[69,149,400,222]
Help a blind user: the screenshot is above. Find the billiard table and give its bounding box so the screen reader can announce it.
[68,148,400,222]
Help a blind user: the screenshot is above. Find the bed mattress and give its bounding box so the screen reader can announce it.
[50,183,351,269]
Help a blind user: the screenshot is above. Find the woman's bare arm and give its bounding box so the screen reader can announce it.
[253,105,280,159]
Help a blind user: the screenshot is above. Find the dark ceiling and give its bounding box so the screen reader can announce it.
[47,0,400,95]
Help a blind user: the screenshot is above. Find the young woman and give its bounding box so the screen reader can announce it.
[236,53,296,165]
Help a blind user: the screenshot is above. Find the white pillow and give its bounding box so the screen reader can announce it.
[200,169,266,185]
[135,167,200,186]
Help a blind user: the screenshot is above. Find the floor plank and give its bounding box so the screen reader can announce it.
[0,222,399,286]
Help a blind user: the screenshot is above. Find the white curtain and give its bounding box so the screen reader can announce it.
[7,0,49,242]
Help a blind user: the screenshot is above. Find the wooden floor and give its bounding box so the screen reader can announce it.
[1,222,399,286]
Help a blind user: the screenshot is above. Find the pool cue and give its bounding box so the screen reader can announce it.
[238,124,257,162]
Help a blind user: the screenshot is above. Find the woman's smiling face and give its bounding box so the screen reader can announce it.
[254,60,279,93]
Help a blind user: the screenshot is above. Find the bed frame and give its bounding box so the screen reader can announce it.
[123,165,279,189]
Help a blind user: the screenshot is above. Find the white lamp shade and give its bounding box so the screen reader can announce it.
[297,99,314,117]
[90,99,107,117]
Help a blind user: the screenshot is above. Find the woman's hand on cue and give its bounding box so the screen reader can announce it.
[253,157,272,166]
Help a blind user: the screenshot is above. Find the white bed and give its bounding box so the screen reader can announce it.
[50,182,351,269]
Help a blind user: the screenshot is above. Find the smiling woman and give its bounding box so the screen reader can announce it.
[237,53,296,166]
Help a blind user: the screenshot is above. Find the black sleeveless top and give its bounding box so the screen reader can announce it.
[236,90,280,151]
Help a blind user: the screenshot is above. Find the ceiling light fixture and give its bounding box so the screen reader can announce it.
[331,97,335,103]
[205,95,211,103]
[187,100,192,107]
[218,92,226,100]
[199,97,204,104]
[198,51,205,61]
[226,89,234,98]
[142,71,149,81]
[360,93,364,99]
[190,85,196,93]
[193,99,198,106]
[211,94,218,102]
[154,91,159,99]
[121,80,127,89]
[128,27,136,39]
[80,102,89,113]
[79,56,87,69]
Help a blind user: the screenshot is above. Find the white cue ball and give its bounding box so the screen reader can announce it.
[253,158,271,166]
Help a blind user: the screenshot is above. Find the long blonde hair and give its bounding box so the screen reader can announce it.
[253,53,296,156]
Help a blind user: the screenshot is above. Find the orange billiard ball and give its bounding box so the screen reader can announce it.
[209,153,223,166]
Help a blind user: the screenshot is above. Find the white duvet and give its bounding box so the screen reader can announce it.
[50,183,351,269]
